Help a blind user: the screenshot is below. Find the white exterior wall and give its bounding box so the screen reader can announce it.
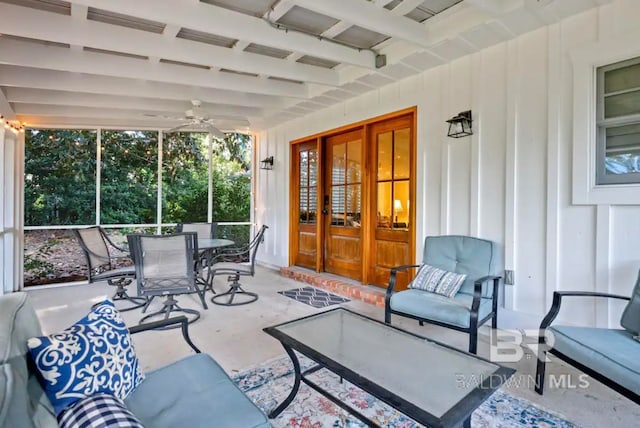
[255,0,640,328]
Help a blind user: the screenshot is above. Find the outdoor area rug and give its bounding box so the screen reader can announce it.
[231,354,578,428]
[278,286,350,308]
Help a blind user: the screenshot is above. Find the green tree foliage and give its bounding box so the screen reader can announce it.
[25,129,251,227]
[25,130,97,226]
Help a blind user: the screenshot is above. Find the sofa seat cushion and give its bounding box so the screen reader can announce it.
[125,353,269,428]
[390,289,493,328]
[549,326,640,395]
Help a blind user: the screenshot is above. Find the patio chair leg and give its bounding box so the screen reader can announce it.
[419,321,424,326]
[142,295,154,313]
[139,295,200,329]
[535,352,547,395]
[108,278,146,312]
[469,330,478,354]
[210,275,258,306]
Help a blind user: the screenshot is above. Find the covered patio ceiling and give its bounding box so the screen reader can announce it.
[0,0,609,132]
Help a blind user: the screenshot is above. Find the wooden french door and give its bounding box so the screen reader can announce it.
[289,107,416,286]
[368,115,414,289]
[323,129,363,280]
[290,141,320,270]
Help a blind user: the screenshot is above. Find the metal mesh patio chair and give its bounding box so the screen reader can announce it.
[176,222,218,239]
[127,232,202,326]
[73,226,146,311]
[209,225,268,306]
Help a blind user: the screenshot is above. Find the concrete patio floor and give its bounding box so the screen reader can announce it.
[27,266,639,428]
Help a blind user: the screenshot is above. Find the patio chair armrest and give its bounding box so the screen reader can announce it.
[471,275,501,313]
[538,291,630,334]
[386,264,422,302]
[102,233,130,258]
[129,316,201,354]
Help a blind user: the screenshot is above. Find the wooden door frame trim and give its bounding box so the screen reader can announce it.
[289,106,417,282]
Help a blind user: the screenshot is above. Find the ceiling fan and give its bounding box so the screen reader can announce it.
[145,100,250,139]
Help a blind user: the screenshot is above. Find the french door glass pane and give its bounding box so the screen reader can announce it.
[299,187,309,223]
[309,150,318,186]
[394,128,410,180]
[377,131,393,180]
[24,129,97,226]
[393,181,410,229]
[333,143,346,184]
[377,182,392,228]
[300,150,308,186]
[101,130,158,224]
[331,186,345,226]
[347,139,362,183]
[346,184,361,228]
[605,123,640,175]
[308,186,317,224]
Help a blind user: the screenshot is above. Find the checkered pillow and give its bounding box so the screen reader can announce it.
[408,264,467,298]
[58,394,144,428]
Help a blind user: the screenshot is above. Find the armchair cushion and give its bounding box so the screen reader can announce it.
[125,353,270,428]
[59,394,144,428]
[27,300,145,416]
[549,326,640,395]
[621,271,640,335]
[408,264,467,298]
[423,236,495,297]
[390,290,493,328]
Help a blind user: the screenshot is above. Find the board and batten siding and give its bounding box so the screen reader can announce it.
[255,0,640,328]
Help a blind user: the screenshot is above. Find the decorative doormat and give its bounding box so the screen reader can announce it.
[278,286,350,308]
[232,354,578,428]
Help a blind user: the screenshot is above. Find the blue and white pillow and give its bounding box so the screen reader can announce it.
[58,394,144,428]
[409,264,467,298]
[27,300,145,416]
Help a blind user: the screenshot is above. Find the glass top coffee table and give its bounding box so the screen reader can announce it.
[263,308,514,427]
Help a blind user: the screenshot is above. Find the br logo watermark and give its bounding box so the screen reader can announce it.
[472,328,592,390]
[489,328,550,363]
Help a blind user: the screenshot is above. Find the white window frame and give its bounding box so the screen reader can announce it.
[572,29,640,205]
[595,57,640,185]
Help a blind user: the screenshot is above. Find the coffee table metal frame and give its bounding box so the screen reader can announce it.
[264,308,514,428]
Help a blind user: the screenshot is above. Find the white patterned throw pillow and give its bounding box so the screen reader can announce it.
[27,300,145,416]
[408,264,467,298]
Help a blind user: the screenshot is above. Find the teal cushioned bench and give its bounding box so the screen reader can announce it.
[0,292,271,428]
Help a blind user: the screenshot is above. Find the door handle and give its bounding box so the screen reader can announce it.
[322,195,329,215]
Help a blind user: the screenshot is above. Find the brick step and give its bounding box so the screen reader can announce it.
[280,266,386,308]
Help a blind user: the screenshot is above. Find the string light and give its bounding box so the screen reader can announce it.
[0,115,25,133]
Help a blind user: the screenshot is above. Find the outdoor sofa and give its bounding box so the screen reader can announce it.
[0,292,271,428]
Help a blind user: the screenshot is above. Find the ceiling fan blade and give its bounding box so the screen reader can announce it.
[166,123,191,133]
[205,125,227,140]
[144,113,184,120]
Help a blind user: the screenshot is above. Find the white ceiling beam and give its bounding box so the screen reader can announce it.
[0,65,282,109]
[0,39,308,99]
[0,88,16,120]
[3,88,263,118]
[390,0,428,16]
[0,3,338,86]
[266,0,296,21]
[291,0,431,48]
[69,3,88,52]
[67,0,374,69]
[13,104,251,128]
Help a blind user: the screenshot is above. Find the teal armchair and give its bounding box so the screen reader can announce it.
[385,235,501,354]
[535,270,640,404]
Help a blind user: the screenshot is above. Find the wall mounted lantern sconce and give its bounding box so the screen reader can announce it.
[260,155,274,170]
[446,110,473,138]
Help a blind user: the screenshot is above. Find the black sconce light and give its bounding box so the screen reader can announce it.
[260,155,274,170]
[446,110,473,138]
